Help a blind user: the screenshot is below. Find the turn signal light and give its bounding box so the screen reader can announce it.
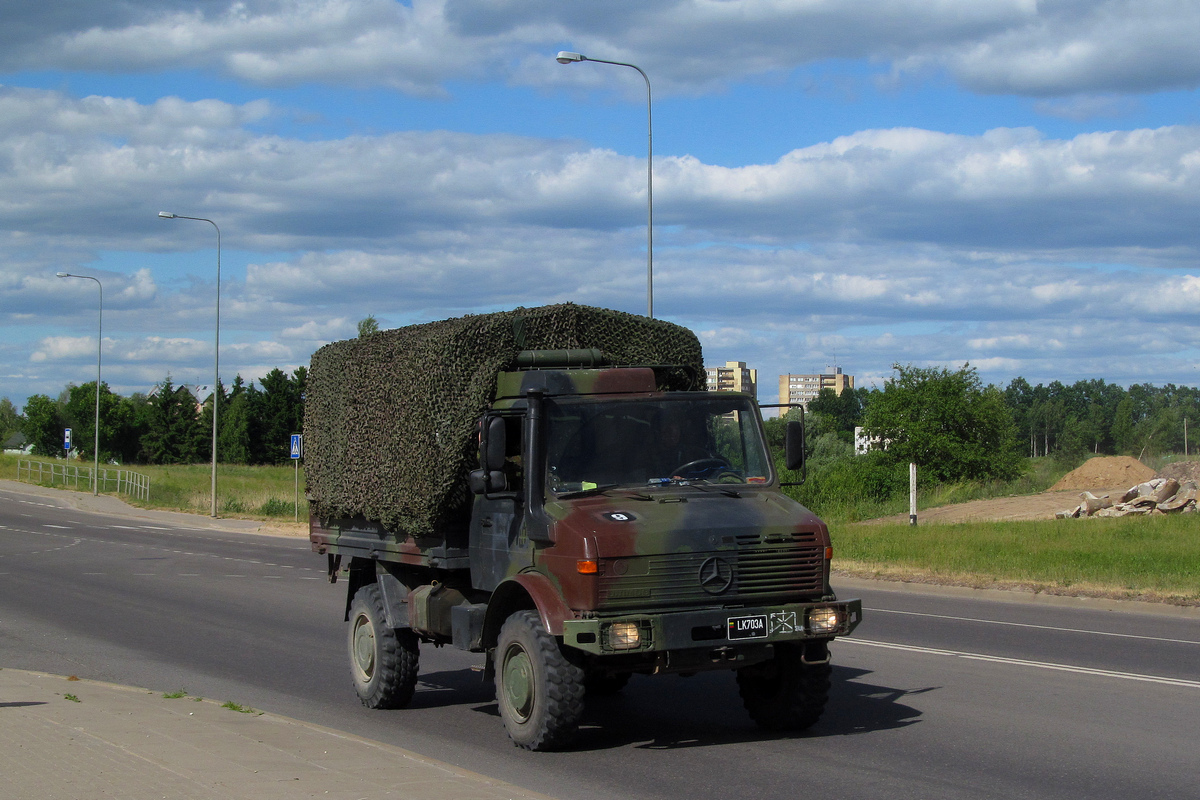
[577,559,598,574]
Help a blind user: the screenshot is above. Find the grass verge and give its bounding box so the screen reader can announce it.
[3,454,307,521]
[833,513,1200,605]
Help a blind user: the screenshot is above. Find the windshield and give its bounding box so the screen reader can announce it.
[545,394,772,493]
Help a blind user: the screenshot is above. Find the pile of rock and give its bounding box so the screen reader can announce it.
[1057,478,1198,518]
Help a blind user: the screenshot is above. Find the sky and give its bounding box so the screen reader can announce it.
[5,0,1200,412]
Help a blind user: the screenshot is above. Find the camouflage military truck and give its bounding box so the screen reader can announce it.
[306,304,861,750]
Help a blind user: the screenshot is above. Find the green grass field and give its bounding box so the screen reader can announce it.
[834,514,1200,604]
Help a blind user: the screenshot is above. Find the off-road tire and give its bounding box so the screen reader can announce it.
[347,584,419,709]
[584,670,631,696]
[736,643,831,731]
[495,610,585,750]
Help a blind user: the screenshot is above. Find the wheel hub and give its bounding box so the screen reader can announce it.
[352,616,376,681]
[503,646,534,721]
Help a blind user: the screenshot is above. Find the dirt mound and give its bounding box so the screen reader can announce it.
[1049,456,1155,492]
[1157,460,1200,484]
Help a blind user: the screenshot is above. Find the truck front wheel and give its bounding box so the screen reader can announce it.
[347,584,419,709]
[495,610,585,750]
[736,643,831,731]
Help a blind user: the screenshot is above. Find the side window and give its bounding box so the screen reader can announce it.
[502,415,524,489]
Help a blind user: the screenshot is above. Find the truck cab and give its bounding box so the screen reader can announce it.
[312,352,861,750]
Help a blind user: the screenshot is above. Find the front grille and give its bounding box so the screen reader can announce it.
[597,533,824,610]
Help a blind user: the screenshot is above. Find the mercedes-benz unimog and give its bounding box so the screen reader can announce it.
[306,304,861,750]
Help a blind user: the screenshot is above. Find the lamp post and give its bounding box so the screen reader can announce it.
[55,272,103,495]
[158,211,221,517]
[556,51,654,318]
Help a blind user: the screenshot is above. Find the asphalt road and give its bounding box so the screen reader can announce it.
[2,484,1198,800]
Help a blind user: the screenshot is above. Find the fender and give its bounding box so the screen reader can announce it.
[483,571,574,647]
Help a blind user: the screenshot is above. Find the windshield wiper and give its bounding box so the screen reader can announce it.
[648,477,742,498]
[554,483,619,500]
[684,479,743,498]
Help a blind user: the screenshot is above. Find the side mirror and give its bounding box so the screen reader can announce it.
[484,416,506,472]
[784,420,805,472]
[471,416,511,496]
[469,468,509,495]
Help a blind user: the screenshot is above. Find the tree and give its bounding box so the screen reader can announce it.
[139,378,203,464]
[114,394,153,464]
[0,397,19,443]
[862,363,1022,482]
[807,387,863,440]
[1110,398,1136,455]
[21,394,64,457]
[258,367,300,464]
[64,382,125,463]
[358,316,380,338]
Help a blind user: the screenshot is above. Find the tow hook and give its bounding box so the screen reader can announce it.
[800,641,831,665]
[709,646,739,663]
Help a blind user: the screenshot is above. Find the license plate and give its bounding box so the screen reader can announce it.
[727,614,768,640]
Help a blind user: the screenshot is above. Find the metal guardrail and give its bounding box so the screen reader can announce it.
[16,459,151,501]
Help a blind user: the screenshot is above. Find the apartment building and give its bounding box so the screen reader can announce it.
[778,367,854,408]
[705,361,757,398]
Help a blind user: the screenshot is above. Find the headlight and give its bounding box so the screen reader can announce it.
[807,607,841,634]
[605,622,642,650]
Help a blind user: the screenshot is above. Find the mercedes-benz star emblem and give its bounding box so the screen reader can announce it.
[698,556,733,594]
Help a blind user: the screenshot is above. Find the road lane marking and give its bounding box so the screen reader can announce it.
[4,521,319,574]
[843,638,1200,689]
[866,607,1200,646]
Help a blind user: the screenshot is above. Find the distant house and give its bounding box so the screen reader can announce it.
[147,383,214,414]
[3,432,32,455]
[854,426,890,456]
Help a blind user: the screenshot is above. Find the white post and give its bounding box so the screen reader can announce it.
[294,458,299,522]
[909,462,917,526]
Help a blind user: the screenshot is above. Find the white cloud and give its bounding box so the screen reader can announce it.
[30,336,95,362]
[1,0,1197,98]
[8,86,1200,256]
[118,336,212,362]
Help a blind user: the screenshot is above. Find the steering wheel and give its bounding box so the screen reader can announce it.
[671,457,732,479]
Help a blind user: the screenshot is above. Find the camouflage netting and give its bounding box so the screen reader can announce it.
[305,304,704,536]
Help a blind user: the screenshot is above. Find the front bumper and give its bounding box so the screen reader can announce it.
[560,598,862,656]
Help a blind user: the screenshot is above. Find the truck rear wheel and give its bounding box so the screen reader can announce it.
[736,643,831,731]
[495,610,585,750]
[347,584,419,709]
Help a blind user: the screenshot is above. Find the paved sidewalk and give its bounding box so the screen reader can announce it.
[0,668,554,800]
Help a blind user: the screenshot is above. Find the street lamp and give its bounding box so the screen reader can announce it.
[158,211,222,517]
[556,51,655,318]
[56,272,103,496]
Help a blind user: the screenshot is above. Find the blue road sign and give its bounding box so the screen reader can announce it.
[290,433,303,459]
[64,428,72,451]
